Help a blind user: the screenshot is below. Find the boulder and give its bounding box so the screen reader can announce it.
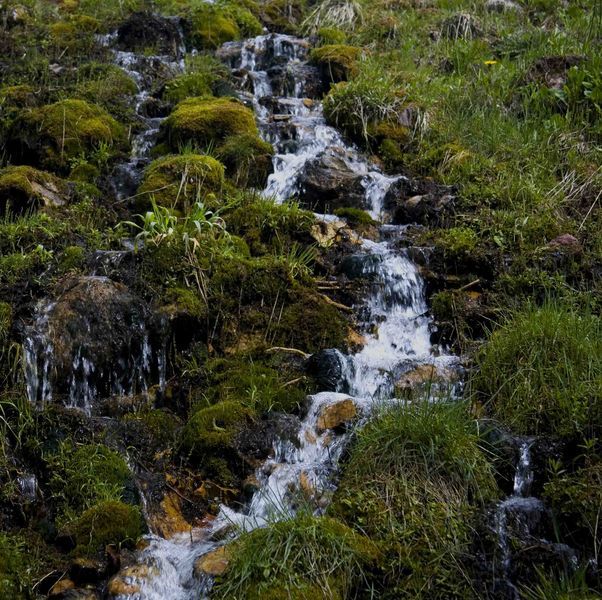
[147,492,191,539]
[235,413,302,460]
[316,397,357,431]
[485,0,523,12]
[117,12,184,57]
[0,166,70,216]
[49,579,76,597]
[396,364,457,392]
[306,349,349,392]
[297,149,367,213]
[384,177,455,225]
[194,546,230,578]
[441,13,482,40]
[339,253,383,279]
[24,276,154,410]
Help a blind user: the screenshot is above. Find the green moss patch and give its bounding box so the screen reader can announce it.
[310,44,362,84]
[137,153,225,213]
[11,99,128,172]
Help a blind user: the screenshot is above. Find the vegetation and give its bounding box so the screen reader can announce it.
[471,302,602,438]
[0,0,600,596]
[213,513,380,599]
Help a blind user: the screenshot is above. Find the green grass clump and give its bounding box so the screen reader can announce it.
[0,532,33,598]
[334,207,375,227]
[331,400,497,598]
[471,302,602,438]
[47,442,134,522]
[213,513,380,599]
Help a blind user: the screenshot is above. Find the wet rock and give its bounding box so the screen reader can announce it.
[147,492,191,539]
[441,13,482,40]
[297,149,367,213]
[117,12,184,57]
[49,579,75,597]
[267,63,325,98]
[24,276,155,411]
[310,218,348,247]
[395,364,457,392]
[340,253,383,279]
[235,413,302,459]
[306,349,348,392]
[194,546,230,578]
[384,177,455,225]
[523,55,583,90]
[485,0,523,12]
[108,565,158,597]
[316,397,357,431]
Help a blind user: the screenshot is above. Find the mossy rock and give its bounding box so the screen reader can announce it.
[0,165,71,216]
[11,99,128,172]
[186,2,261,49]
[180,400,255,460]
[75,64,138,121]
[137,153,225,212]
[216,133,274,188]
[310,44,362,84]
[163,96,258,151]
[317,27,347,45]
[63,500,144,557]
[260,0,308,35]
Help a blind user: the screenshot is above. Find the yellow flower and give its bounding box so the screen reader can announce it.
[484,60,498,65]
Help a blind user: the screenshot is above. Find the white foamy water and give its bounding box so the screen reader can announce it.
[112,33,458,600]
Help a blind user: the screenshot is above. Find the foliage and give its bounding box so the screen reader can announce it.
[471,301,602,438]
[213,513,380,599]
[330,400,497,598]
[0,532,32,598]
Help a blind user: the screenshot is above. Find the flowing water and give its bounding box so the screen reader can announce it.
[111,34,459,599]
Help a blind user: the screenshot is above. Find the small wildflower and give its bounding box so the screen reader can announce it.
[484,60,498,65]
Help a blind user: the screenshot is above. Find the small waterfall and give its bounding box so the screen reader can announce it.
[115,33,460,600]
[97,31,187,201]
[22,279,164,415]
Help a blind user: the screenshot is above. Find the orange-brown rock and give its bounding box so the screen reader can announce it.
[316,398,357,431]
[193,546,230,578]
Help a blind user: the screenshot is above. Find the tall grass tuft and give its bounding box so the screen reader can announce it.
[470,300,602,438]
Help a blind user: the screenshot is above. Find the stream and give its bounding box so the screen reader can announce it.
[101,33,459,599]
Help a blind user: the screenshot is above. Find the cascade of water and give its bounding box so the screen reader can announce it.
[115,33,459,600]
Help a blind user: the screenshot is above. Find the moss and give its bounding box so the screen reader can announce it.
[122,409,180,450]
[185,1,261,49]
[164,73,214,104]
[12,99,128,172]
[75,64,138,121]
[310,44,362,84]
[58,245,85,273]
[275,291,348,353]
[180,400,254,460]
[0,165,70,217]
[163,286,207,320]
[216,133,274,188]
[201,357,307,414]
[213,514,380,599]
[260,0,308,35]
[317,27,347,45]
[436,226,479,259]
[137,153,225,212]
[163,96,259,152]
[63,500,144,557]
[69,162,100,183]
[334,207,375,227]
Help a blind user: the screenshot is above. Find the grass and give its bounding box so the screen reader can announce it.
[470,300,602,438]
[330,399,498,598]
[213,512,380,599]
